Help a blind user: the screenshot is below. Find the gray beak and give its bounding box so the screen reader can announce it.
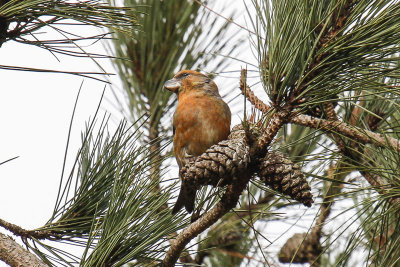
[163,78,181,93]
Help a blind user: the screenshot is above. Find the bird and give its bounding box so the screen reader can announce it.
[164,70,231,214]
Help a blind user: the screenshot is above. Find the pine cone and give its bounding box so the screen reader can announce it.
[258,151,313,207]
[181,124,252,187]
[278,233,321,264]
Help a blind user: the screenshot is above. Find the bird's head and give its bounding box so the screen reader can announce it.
[164,70,220,97]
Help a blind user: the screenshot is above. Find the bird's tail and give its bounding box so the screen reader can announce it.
[172,182,196,214]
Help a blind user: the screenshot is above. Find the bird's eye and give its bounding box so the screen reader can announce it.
[176,72,190,79]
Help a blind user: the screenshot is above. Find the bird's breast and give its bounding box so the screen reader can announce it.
[173,93,231,161]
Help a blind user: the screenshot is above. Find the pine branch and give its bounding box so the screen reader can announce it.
[240,60,400,264]
[0,232,47,267]
[0,219,56,240]
[245,81,400,205]
[290,114,400,153]
[239,69,270,113]
[290,0,358,102]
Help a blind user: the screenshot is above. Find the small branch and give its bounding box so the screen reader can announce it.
[240,69,271,114]
[0,219,52,240]
[290,114,400,153]
[0,232,48,267]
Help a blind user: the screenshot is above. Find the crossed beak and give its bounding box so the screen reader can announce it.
[163,78,181,93]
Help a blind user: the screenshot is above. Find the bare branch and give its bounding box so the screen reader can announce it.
[0,219,55,240]
[0,232,47,267]
[290,114,400,153]
[240,69,271,113]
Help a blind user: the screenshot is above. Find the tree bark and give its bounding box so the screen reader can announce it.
[0,232,47,267]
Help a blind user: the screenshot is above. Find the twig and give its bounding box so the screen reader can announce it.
[240,69,271,113]
[0,219,53,240]
[0,232,48,267]
[290,114,400,153]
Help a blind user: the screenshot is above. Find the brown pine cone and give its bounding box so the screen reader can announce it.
[258,151,313,207]
[278,233,321,264]
[182,124,252,187]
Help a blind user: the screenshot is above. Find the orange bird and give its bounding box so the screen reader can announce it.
[164,70,231,214]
